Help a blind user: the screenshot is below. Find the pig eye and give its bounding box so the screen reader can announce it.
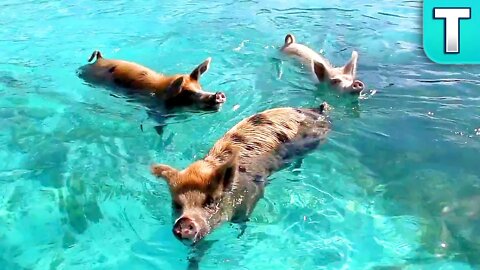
[180,89,202,100]
[173,201,182,210]
[330,79,341,85]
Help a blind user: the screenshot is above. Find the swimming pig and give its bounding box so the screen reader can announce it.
[281,34,365,94]
[78,51,226,110]
[151,102,331,244]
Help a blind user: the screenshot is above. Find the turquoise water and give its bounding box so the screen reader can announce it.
[1,0,479,269]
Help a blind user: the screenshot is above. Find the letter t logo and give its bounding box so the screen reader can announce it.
[433,8,471,54]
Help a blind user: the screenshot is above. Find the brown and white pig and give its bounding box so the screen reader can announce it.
[78,51,226,110]
[281,34,365,94]
[151,103,331,244]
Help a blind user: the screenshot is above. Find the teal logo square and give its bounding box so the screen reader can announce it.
[424,0,479,64]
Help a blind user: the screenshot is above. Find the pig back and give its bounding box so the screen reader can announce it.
[212,107,330,183]
[283,43,327,67]
[78,58,164,92]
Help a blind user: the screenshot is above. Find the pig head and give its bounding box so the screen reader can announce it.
[311,50,364,94]
[151,149,240,244]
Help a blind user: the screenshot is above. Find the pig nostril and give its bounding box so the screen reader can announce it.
[173,227,182,238]
[188,224,194,231]
[214,92,226,103]
[353,81,364,90]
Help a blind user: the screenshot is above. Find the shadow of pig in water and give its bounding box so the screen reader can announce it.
[186,240,219,270]
[0,72,27,89]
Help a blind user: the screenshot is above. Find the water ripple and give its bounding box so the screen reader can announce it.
[0,0,479,269]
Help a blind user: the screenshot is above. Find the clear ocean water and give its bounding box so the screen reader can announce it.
[1,0,479,269]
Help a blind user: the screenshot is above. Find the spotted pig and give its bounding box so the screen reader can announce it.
[151,102,331,244]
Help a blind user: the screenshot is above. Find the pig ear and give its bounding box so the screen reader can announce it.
[312,60,330,82]
[284,34,296,45]
[151,164,179,184]
[190,57,211,81]
[165,76,184,98]
[211,151,238,191]
[343,51,358,76]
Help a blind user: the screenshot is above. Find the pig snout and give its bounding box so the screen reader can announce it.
[200,91,226,109]
[351,80,364,93]
[214,92,226,104]
[173,217,198,241]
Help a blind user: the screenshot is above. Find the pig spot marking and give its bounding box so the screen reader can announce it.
[280,121,291,130]
[230,133,246,144]
[108,66,116,73]
[307,107,324,115]
[252,141,262,148]
[245,144,255,151]
[248,113,273,126]
[275,131,290,143]
[295,109,304,115]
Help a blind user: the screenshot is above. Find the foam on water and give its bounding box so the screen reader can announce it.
[0,0,479,269]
